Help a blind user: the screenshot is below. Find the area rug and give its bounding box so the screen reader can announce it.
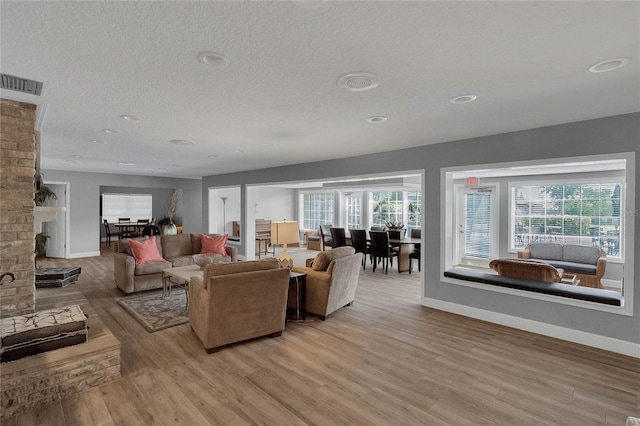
[117,290,188,332]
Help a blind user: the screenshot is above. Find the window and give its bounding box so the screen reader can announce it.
[101,193,152,223]
[407,191,421,229]
[302,192,334,230]
[443,154,633,313]
[344,192,362,230]
[371,191,403,226]
[512,182,622,258]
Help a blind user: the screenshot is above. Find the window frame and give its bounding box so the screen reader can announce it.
[441,153,634,316]
[300,191,335,230]
[101,193,152,224]
[508,178,624,260]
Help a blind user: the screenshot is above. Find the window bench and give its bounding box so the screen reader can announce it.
[444,267,622,306]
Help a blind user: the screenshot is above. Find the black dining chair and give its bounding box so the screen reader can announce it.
[142,225,161,236]
[330,227,348,248]
[349,229,371,270]
[103,219,122,247]
[370,225,386,232]
[369,231,398,274]
[319,224,333,251]
[409,228,421,273]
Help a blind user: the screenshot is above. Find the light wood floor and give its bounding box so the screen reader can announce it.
[4,246,639,425]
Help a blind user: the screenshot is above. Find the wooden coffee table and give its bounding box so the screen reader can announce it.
[161,265,203,310]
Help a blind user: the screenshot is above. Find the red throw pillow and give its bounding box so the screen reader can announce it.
[201,234,228,256]
[128,236,164,265]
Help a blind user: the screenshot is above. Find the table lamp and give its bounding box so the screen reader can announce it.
[271,220,299,268]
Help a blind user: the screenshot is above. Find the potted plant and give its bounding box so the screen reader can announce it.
[162,190,181,235]
[385,221,405,231]
[34,183,58,260]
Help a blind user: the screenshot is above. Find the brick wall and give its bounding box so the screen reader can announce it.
[0,98,37,318]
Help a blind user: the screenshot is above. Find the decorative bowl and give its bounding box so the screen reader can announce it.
[192,253,221,268]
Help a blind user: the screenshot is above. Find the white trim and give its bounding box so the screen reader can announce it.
[423,297,640,359]
[67,251,101,259]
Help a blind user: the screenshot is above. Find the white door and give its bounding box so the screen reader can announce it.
[455,186,498,267]
[42,183,67,258]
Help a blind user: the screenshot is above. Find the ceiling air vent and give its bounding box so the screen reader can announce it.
[337,72,381,92]
[1,73,43,96]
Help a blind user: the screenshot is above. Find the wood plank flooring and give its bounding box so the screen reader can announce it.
[5,247,639,425]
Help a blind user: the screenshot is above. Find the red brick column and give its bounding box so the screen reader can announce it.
[0,98,37,317]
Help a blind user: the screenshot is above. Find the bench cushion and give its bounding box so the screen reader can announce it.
[444,268,621,306]
[532,259,597,275]
[562,244,602,265]
[0,305,88,363]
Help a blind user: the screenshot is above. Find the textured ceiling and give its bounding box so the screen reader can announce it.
[1,1,638,179]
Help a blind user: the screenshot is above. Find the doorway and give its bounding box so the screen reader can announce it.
[41,182,69,258]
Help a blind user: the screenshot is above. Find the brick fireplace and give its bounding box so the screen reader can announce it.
[0,98,36,317]
[0,98,121,419]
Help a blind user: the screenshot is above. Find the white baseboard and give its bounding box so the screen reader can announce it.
[67,251,101,259]
[423,297,640,359]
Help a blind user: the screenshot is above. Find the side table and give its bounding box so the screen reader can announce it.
[288,271,307,320]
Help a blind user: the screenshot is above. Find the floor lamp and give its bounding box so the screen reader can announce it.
[220,197,228,234]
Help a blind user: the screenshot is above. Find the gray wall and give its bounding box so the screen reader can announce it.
[202,113,640,345]
[42,170,202,255]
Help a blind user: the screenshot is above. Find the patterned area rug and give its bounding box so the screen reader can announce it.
[117,290,188,332]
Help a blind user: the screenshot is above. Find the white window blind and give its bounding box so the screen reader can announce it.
[102,193,152,223]
[465,192,492,259]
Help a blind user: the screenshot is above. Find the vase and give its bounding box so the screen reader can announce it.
[162,222,177,235]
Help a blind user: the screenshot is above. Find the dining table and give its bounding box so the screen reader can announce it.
[114,222,148,238]
[388,237,421,273]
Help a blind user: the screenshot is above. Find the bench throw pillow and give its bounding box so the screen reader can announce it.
[128,236,164,265]
[201,233,228,256]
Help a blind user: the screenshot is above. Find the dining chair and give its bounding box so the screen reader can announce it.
[142,225,161,236]
[117,217,132,237]
[370,225,386,232]
[103,219,122,247]
[369,231,397,274]
[330,227,348,248]
[349,229,371,269]
[319,224,333,251]
[409,228,421,273]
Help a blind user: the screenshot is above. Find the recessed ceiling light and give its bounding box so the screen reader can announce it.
[90,139,108,144]
[588,58,629,73]
[169,139,194,146]
[337,72,382,92]
[65,160,76,163]
[209,154,221,159]
[367,116,387,123]
[261,142,273,146]
[198,52,230,68]
[120,115,142,121]
[232,149,243,154]
[71,155,84,159]
[102,129,120,134]
[450,94,477,104]
[117,162,135,166]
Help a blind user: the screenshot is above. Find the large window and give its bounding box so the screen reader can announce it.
[371,191,403,226]
[512,182,622,258]
[302,192,334,230]
[407,191,422,229]
[102,193,152,223]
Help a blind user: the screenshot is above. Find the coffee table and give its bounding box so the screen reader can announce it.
[162,265,203,310]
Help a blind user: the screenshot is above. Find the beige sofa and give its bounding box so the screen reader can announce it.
[517,242,606,288]
[188,259,290,353]
[113,233,237,294]
[292,246,363,320]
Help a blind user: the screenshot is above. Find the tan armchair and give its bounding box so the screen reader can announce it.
[292,246,363,320]
[188,258,290,353]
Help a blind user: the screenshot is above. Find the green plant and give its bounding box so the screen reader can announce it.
[34,185,57,206]
[35,233,49,256]
[385,221,405,230]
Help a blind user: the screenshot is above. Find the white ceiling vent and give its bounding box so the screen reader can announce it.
[1,73,43,96]
[337,72,382,92]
